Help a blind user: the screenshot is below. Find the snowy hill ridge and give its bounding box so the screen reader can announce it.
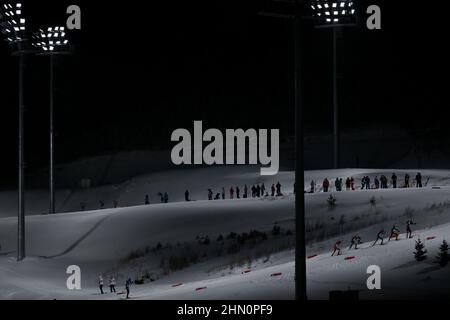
[0,167,450,299]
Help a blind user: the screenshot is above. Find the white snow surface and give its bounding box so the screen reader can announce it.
[0,166,450,300]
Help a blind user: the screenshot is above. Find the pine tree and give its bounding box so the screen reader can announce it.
[414,239,427,261]
[436,240,449,267]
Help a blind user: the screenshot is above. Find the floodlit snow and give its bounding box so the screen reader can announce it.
[0,166,450,300]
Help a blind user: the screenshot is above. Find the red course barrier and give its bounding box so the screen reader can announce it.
[426,236,436,240]
[271,272,282,277]
[172,283,183,288]
[345,256,356,261]
[242,269,252,274]
[195,287,207,291]
[308,254,318,259]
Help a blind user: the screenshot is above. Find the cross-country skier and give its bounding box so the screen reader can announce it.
[185,190,190,202]
[215,193,221,200]
[392,173,398,188]
[109,276,116,293]
[332,240,342,256]
[145,195,150,205]
[373,229,385,246]
[416,172,423,188]
[406,220,416,239]
[125,278,131,299]
[388,225,400,241]
[99,275,104,294]
[349,234,362,250]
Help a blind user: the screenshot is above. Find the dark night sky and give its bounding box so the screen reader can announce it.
[0,0,448,187]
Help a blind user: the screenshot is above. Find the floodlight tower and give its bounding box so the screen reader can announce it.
[0,1,29,261]
[32,27,70,214]
[310,0,357,169]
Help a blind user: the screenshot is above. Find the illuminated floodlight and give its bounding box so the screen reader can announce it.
[0,2,27,45]
[32,26,70,53]
[309,0,357,25]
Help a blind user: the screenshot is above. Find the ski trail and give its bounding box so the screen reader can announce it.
[39,214,112,259]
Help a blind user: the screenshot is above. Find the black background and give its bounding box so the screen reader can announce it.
[0,0,448,187]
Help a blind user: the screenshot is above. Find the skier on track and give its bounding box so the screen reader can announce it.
[98,275,104,294]
[125,278,131,299]
[109,276,116,293]
[373,229,385,246]
[332,240,342,256]
[388,225,401,241]
[349,234,362,250]
[392,173,398,188]
[406,220,416,239]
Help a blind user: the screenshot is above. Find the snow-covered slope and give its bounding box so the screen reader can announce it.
[0,167,450,300]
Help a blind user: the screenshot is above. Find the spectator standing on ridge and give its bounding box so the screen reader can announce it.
[271,184,275,197]
[185,190,190,202]
[236,186,240,199]
[416,172,423,188]
[229,187,235,199]
[392,173,398,189]
[208,189,213,200]
[405,174,410,188]
[311,180,315,193]
[322,178,330,193]
[276,182,282,196]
